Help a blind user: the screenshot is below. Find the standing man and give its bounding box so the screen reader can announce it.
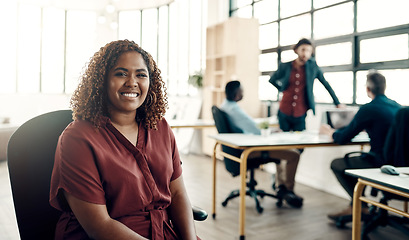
[320,70,401,220]
[269,38,343,132]
[221,80,303,208]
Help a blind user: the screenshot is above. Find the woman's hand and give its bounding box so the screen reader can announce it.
[64,191,148,240]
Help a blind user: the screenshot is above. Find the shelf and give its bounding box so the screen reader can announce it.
[202,17,260,155]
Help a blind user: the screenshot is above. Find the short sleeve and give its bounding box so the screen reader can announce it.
[168,122,182,182]
[50,123,106,211]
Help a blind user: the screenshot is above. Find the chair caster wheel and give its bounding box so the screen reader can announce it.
[221,201,228,207]
[257,207,264,214]
[276,200,283,207]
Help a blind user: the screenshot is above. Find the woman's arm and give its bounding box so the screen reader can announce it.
[64,191,148,240]
[168,175,197,240]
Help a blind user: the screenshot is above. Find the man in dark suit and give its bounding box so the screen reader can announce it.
[269,38,343,132]
[320,70,401,220]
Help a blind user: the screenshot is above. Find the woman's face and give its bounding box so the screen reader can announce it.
[106,51,150,115]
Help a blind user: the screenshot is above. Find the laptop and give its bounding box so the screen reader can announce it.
[326,109,357,129]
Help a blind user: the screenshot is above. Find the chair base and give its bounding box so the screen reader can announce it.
[361,206,409,239]
[221,187,283,213]
[335,202,409,239]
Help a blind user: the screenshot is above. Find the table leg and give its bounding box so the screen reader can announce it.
[212,142,219,219]
[239,150,250,239]
[352,179,365,240]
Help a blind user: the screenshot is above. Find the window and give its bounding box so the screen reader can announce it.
[259,52,278,72]
[360,34,409,63]
[118,10,141,43]
[314,0,344,9]
[141,8,158,61]
[65,10,97,94]
[258,75,278,101]
[313,3,353,39]
[254,0,278,24]
[280,0,311,19]
[41,7,65,93]
[357,0,409,32]
[281,50,297,63]
[157,6,169,86]
[232,0,253,9]
[233,5,253,18]
[259,22,278,49]
[356,69,409,105]
[280,14,311,46]
[315,42,352,67]
[231,0,409,105]
[17,4,41,93]
[0,1,17,94]
[314,72,353,104]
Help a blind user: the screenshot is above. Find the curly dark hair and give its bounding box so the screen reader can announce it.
[70,39,168,130]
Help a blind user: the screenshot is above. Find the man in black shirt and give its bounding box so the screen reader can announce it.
[320,70,401,220]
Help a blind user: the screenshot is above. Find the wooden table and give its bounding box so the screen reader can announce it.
[168,119,215,129]
[209,131,370,240]
[346,167,409,240]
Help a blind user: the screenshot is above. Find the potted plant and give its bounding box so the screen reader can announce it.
[258,121,270,137]
[188,71,203,89]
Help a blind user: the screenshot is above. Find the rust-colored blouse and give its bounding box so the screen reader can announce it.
[49,117,182,239]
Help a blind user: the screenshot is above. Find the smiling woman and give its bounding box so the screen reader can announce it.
[49,40,200,240]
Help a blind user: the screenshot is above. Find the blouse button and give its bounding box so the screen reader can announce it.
[295,73,300,78]
[295,81,300,85]
[293,95,298,100]
[295,88,299,92]
[292,102,296,107]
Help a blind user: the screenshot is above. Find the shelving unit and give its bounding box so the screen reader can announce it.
[202,17,260,155]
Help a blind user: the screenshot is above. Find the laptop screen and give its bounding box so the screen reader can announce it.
[326,109,357,129]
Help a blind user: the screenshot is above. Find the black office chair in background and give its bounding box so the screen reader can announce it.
[359,107,409,239]
[334,107,409,238]
[7,110,207,240]
[211,106,282,213]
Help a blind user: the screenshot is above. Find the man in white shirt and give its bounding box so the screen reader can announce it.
[220,80,303,208]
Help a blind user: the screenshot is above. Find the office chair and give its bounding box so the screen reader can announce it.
[334,108,409,238]
[359,107,409,239]
[7,110,207,240]
[211,106,282,213]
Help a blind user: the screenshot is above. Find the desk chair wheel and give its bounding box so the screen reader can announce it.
[221,200,228,207]
[256,206,264,214]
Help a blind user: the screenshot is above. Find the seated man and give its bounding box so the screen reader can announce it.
[320,70,401,220]
[220,80,303,208]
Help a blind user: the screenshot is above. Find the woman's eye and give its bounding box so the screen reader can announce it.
[137,73,148,78]
[115,72,127,77]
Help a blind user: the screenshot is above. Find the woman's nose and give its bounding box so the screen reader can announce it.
[125,75,138,87]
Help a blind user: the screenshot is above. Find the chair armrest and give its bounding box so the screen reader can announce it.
[192,205,208,221]
[343,151,376,160]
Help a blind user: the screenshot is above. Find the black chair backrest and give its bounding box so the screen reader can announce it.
[211,106,243,176]
[384,107,409,167]
[7,110,73,240]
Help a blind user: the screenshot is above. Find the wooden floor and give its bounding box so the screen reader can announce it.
[1,154,408,240]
